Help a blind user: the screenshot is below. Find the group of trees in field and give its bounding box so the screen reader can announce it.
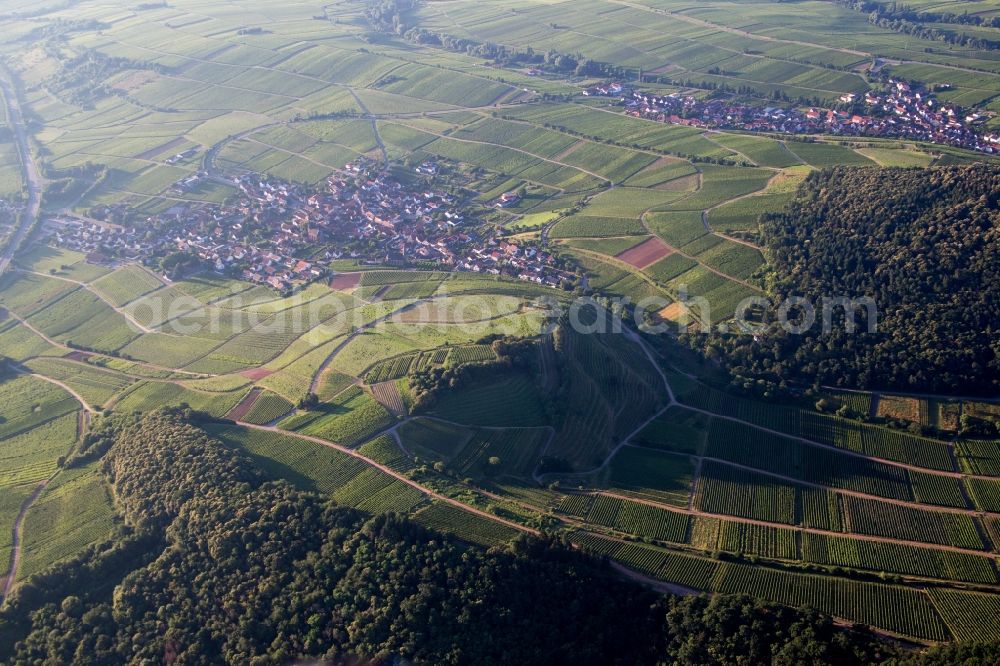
[44,49,165,109]
[364,0,622,78]
[835,0,1000,49]
[686,164,1000,397]
[0,407,933,664]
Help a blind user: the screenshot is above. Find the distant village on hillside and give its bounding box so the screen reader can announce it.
[584,78,999,153]
[48,160,571,293]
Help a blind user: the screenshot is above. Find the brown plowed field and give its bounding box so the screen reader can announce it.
[616,236,672,269]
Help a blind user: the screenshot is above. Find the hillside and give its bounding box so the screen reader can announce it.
[695,164,1000,396]
[3,0,1000,656]
[0,409,896,665]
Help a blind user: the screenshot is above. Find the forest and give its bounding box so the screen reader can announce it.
[0,408,924,665]
[687,164,1000,399]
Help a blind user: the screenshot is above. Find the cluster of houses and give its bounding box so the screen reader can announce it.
[48,160,572,292]
[594,79,997,153]
[582,81,625,97]
[458,238,570,287]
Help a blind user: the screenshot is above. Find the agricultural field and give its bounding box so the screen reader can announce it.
[16,462,117,580]
[397,417,474,462]
[23,357,134,408]
[784,141,877,168]
[0,373,83,587]
[411,502,522,547]
[715,561,949,641]
[280,386,394,447]
[239,391,294,425]
[604,447,694,507]
[113,380,249,418]
[429,373,548,428]
[90,265,165,307]
[3,0,1000,649]
[697,461,797,525]
[802,533,997,585]
[929,589,1000,643]
[447,428,549,478]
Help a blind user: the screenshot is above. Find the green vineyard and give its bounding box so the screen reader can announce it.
[412,502,521,547]
[802,533,998,584]
[717,521,797,560]
[929,589,1000,643]
[697,462,796,525]
[715,562,949,641]
[240,391,295,425]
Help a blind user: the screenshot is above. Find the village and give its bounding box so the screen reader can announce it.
[47,160,571,293]
[584,78,999,153]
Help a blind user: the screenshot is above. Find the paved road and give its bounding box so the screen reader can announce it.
[0,73,41,277]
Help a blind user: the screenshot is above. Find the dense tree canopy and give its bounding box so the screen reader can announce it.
[0,409,972,664]
[688,164,1000,397]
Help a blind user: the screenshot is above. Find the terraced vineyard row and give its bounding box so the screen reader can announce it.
[450,428,546,477]
[929,589,1000,643]
[333,470,426,514]
[706,418,915,502]
[803,533,998,584]
[678,384,799,432]
[679,382,955,472]
[569,533,952,641]
[696,462,990,551]
[844,496,986,551]
[357,435,415,473]
[240,391,295,425]
[715,562,949,641]
[698,461,796,525]
[360,271,447,286]
[717,521,797,560]
[412,501,521,547]
[956,439,1000,476]
[799,411,954,471]
[446,344,496,365]
[966,477,1000,513]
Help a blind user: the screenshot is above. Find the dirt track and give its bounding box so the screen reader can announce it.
[237,421,538,537]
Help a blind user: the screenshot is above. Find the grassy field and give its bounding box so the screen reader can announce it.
[17,462,117,580]
[0,372,81,582]
[3,0,999,643]
[207,424,422,516]
[280,386,394,446]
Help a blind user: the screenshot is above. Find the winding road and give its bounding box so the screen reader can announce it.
[236,421,538,537]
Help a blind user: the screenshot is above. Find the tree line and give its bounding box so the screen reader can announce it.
[835,0,1000,50]
[0,406,944,664]
[363,0,624,78]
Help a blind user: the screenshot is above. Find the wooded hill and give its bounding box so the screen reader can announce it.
[690,164,1000,398]
[0,408,906,665]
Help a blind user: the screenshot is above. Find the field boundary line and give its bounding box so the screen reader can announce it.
[236,421,538,537]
